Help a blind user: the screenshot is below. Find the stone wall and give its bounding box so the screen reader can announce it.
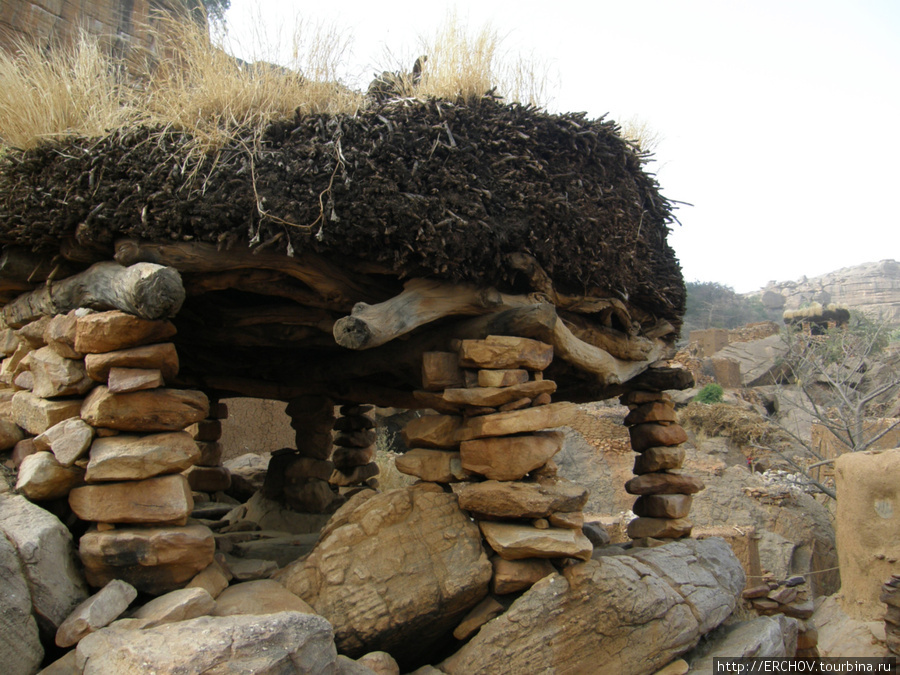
[0,0,185,57]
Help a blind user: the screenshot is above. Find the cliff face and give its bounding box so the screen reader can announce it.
[754,260,900,325]
[0,0,183,57]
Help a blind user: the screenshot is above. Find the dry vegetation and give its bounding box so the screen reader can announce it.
[0,11,551,158]
[679,402,789,449]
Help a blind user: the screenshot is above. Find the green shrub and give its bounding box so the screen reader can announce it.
[694,383,724,404]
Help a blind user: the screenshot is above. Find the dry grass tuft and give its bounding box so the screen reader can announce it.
[0,33,135,150]
[679,402,788,449]
[374,450,417,492]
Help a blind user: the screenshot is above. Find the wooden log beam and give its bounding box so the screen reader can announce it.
[560,313,655,361]
[115,239,395,311]
[0,247,67,294]
[1,262,185,328]
[333,278,511,350]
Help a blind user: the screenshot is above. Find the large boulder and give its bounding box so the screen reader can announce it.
[0,530,43,675]
[278,483,492,663]
[0,492,88,634]
[440,538,744,675]
[687,615,800,668]
[74,611,339,674]
[710,335,790,387]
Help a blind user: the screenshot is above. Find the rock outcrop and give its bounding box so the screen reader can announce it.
[277,483,492,663]
[440,538,744,675]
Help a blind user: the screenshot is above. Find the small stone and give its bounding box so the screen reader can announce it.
[212,579,314,616]
[479,521,592,561]
[12,391,83,435]
[282,455,335,482]
[334,428,376,448]
[548,512,583,529]
[184,465,232,493]
[490,556,555,594]
[459,431,563,481]
[499,398,532,412]
[69,474,194,525]
[422,352,465,391]
[402,413,463,449]
[196,441,223,467]
[619,390,673,406]
[532,518,550,529]
[107,367,164,393]
[458,336,553,371]
[395,448,467,483]
[742,584,772,599]
[629,423,688,452]
[55,579,138,647]
[185,419,222,442]
[334,415,374,432]
[74,311,177,354]
[478,369,529,388]
[43,311,81,359]
[131,587,216,628]
[185,556,232,599]
[223,555,278,581]
[29,346,94,398]
[530,393,552,407]
[453,596,505,640]
[332,446,375,472]
[633,446,686,474]
[16,451,84,500]
[16,317,50,348]
[84,342,179,382]
[34,417,95,466]
[623,402,677,426]
[13,370,33,390]
[626,517,692,539]
[624,473,705,496]
[0,417,25,451]
[632,494,693,519]
[357,651,402,675]
[785,575,806,587]
[582,521,610,547]
[768,586,798,605]
[10,437,38,467]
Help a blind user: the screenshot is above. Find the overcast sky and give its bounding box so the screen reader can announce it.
[223,0,899,293]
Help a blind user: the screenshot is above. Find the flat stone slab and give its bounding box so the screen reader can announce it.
[629,423,688,452]
[55,579,138,647]
[81,386,208,432]
[632,494,693,519]
[458,336,553,371]
[624,402,677,426]
[456,478,587,519]
[34,417,95,466]
[626,517,693,539]
[84,342,179,382]
[12,391,82,435]
[491,556,556,595]
[15,451,84,501]
[479,521,592,561]
[460,431,563,481]
[69,474,194,525]
[395,448,468,483]
[459,402,574,441]
[442,380,556,408]
[633,446,686,474]
[625,472,705,496]
[75,311,177,354]
[131,587,216,628]
[85,432,200,482]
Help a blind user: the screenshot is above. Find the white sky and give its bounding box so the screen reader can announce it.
[223,0,900,293]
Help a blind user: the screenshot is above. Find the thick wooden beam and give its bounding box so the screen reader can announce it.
[115,239,395,311]
[333,278,510,350]
[1,262,185,327]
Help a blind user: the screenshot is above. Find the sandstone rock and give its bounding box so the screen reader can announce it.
[395,448,467,483]
[43,311,81,359]
[479,521,592,561]
[629,423,688,452]
[55,579,137,647]
[0,529,43,675]
[624,402,677,426]
[633,494,693,519]
[16,451,84,500]
[130,587,216,627]
[460,402,574,440]
[69,475,194,525]
[441,538,744,674]
[74,311,177,354]
[356,651,400,675]
[79,524,215,594]
[107,367,164,393]
[84,342,179,382]
[458,336,553,371]
[284,477,343,513]
[29,347,93,398]
[81,386,208,432]
[490,556,555,594]
[330,462,379,487]
[213,579,314,617]
[459,431,563,481]
[16,317,51,348]
[223,491,332,535]
[75,611,339,674]
[583,521,611,547]
[185,557,231,598]
[13,369,33,390]
[283,455,336,482]
[453,595,505,640]
[223,553,279,581]
[0,492,89,632]
[278,484,491,661]
[478,368,529,388]
[12,391,82,435]
[196,440,222,466]
[0,328,20,355]
[455,478,588,519]
[549,511,583,529]
[332,445,375,471]
[443,379,556,408]
[34,417,95,466]
[814,595,892,658]
[626,517,693,539]
[0,417,24,451]
[712,335,791,387]
[401,413,463,449]
[633,446,685,474]
[184,465,232,493]
[0,342,32,385]
[334,428,376,449]
[421,351,465,391]
[625,472,705,496]
[687,615,799,668]
[85,432,200,482]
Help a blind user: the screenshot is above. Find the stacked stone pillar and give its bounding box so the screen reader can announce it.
[330,405,379,488]
[5,309,216,594]
[183,401,231,496]
[622,390,704,540]
[399,335,592,579]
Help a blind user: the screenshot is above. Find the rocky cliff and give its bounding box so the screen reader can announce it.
[751,260,900,325]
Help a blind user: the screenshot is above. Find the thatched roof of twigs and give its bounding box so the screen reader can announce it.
[0,96,684,325]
